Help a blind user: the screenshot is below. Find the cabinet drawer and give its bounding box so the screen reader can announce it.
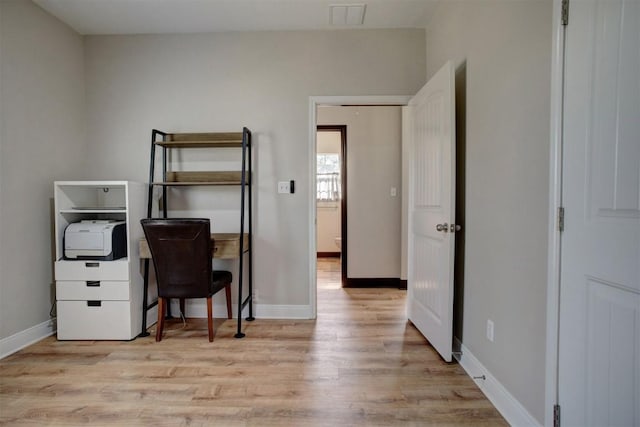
[56,300,137,340]
[56,280,131,301]
[55,259,129,281]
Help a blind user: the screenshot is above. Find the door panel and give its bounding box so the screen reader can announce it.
[559,0,640,424]
[407,61,455,362]
[585,279,639,427]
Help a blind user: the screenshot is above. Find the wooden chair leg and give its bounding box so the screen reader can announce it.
[156,297,165,342]
[206,296,214,342]
[179,298,186,317]
[225,284,232,319]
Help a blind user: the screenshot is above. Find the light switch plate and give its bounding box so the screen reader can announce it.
[278,181,291,194]
[486,319,495,342]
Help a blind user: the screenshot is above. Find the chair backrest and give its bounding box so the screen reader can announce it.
[141,218,212,299]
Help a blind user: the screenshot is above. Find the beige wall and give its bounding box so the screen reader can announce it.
[83,30,425,307]
[0,0,86,339]
[318,106,402,279]
[425,0,552,422]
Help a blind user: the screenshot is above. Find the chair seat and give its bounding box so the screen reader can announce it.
[212,270,233,294]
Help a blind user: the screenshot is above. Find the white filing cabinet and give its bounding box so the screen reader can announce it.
[53,181,145,340]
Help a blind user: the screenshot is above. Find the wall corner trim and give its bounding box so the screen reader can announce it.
[456,341,542,427]
[0,319,56,360]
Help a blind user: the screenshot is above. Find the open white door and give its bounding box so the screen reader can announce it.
[558,0,640,425]
[406,61,456,362]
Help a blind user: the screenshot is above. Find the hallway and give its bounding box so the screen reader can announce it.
[317,256,342,290]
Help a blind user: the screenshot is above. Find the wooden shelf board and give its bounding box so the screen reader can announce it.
[155,140,243,148]
[153,171,250,186]
[156,132,244,148]
[140,233,249,260]
[152,181,245,186]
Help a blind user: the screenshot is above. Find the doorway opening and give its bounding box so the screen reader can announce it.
[308,96,411,318]
[316,125,347,290]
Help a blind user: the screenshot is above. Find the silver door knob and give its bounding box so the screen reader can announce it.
[450,224,462,232]
[436,223,449,232]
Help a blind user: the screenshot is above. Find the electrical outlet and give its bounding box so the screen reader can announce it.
[486,319,495,342]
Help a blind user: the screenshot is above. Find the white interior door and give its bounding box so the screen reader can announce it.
[406,61,456,362]
[559,0,640,425]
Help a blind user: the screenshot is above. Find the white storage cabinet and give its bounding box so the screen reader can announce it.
[54,181,145,340]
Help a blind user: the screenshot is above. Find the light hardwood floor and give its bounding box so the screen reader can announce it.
[0,258,506,426]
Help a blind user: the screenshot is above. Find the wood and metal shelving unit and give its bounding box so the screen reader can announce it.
[140,128,253,338]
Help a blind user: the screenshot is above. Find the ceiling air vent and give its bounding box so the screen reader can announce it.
[330,4,367,26]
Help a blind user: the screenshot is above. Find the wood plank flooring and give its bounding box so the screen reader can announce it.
[0,259,506,426]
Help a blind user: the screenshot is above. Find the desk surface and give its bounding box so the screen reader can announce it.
[139,233,249,259]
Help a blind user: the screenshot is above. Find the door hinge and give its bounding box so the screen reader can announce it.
[554,404,561,427]
[561,0,569,25]
[558,207,565,232]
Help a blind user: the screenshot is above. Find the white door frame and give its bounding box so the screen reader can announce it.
[545,0,567,425]
[308,95,412,318]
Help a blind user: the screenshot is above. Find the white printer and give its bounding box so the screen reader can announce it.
[64,220,127,260]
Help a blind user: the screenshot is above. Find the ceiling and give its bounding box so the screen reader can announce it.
[33,0,438,35]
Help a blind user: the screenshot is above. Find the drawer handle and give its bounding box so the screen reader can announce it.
[85,262,100,268]
[86,281,100,287]
[87,301,102,307]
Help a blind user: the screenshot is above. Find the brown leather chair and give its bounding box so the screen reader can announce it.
[141,218,232,342]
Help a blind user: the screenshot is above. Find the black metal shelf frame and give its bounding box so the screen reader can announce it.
[140,127,254,339]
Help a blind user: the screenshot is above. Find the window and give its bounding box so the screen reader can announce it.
[317,153,341,201]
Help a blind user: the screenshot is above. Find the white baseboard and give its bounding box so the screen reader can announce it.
[1,302,313,359]
[0,319,56,359]
[146,304,158,327]
[254,304,313,319]
[455,339,541,427]
[169,300,313,319]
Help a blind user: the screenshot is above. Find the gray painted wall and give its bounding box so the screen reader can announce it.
[425,0,553,422]
[0,0,86,340]
[0,2,556,423]
[83,30,425,306]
